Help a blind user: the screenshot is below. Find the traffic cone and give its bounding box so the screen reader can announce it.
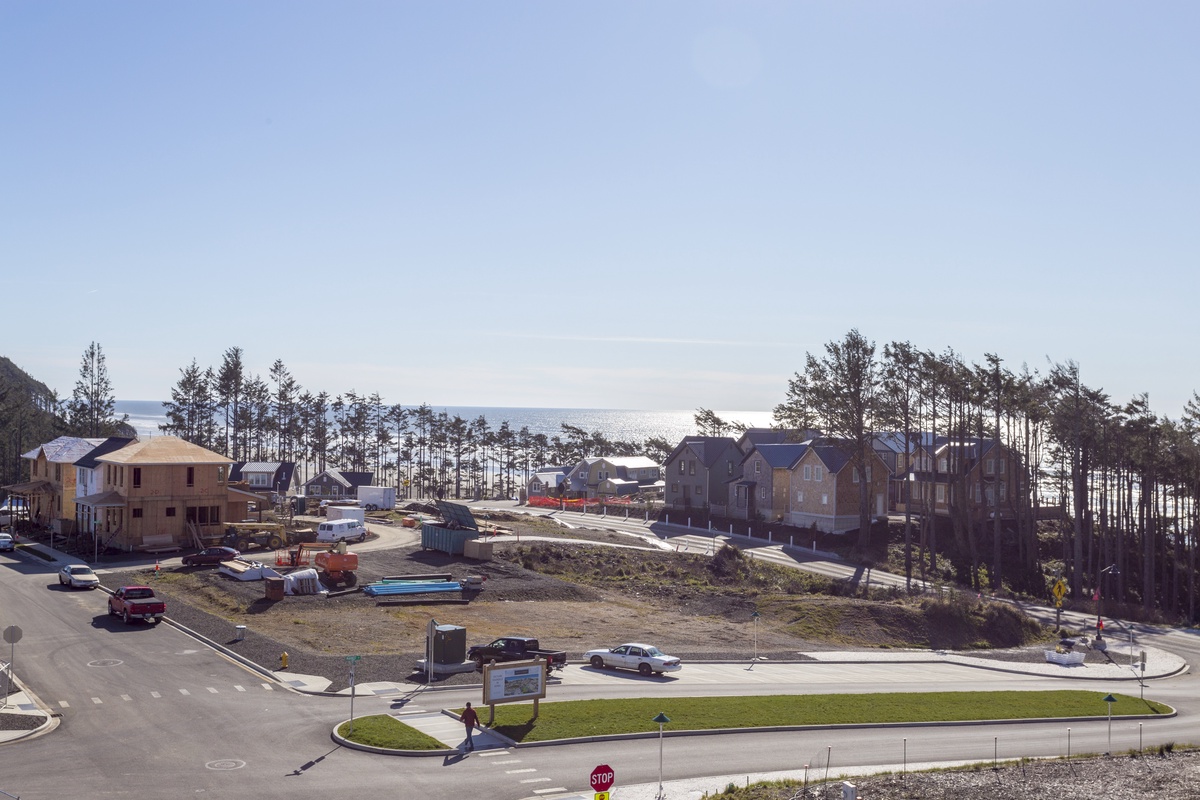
[154,560,160,578]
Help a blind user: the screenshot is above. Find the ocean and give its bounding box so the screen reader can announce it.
[115,401,775,444]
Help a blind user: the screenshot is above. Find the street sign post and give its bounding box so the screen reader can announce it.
[590,764,615,794]
[2,625,21,709]
[346,655,361,734]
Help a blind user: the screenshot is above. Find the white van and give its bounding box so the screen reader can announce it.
[315,519,368,544]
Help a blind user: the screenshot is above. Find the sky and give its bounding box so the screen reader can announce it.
[3,2,1198,417]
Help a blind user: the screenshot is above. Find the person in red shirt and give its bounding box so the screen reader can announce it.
[461,702,480,752]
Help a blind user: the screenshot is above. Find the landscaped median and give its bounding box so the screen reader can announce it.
[336,691,1171,750]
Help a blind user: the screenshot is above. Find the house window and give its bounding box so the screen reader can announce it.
[166,507,176,517]
[999,458,1006,473]
[755,461,761,474]
[218,466,227,483]
[866,466,872,481]
[187,467,195,487]
[688,461,695,476]
[986,487,994,506]
[210,506,221,523]
[1000,481,1007,500]
[133,468,141,489]
[670,483,678,493]
[938,458,948,472]
[814,466,823,482]
[803,465,812,481]
[727,462,733,475]
[132,508,143,519]
[974,484,981,502]
[796,491,804,503]
[821,493,828,505]
[936,485,946,503]
[695,485,703,495]
[853,468,859,483]
[759,486,767,500]
[55,464,62,482]
[985,459,994,475]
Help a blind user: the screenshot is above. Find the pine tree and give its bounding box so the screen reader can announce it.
[67,342,121,437]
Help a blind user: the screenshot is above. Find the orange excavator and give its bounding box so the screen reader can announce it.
[278,541,358,586]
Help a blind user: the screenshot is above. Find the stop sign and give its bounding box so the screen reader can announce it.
[590,764,615,792]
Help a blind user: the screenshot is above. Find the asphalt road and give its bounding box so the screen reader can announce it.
[1,512,1196,800]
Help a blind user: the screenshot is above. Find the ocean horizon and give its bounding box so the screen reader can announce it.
[115,401,775,444]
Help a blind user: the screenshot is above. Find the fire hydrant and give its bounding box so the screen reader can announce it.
[280,651,289,670]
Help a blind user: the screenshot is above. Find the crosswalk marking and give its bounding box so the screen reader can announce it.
[506,768,537,774]
[91,697,102,704]
[235,685,246,692]
[532,789,567,795]
[179,689,190,696]
[151,691,161,698]
[489,759,522,765]
[206,687,219,694]
[261,684,273,691]
[520,778,551,784]
[120,694,131,701]
[59,701,69,708]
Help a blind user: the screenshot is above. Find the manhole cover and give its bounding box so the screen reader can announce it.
[87,659,123,668]
[205,760,246,771]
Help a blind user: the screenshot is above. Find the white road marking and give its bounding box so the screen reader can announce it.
[207,687,219,693]
[151,691,161,698]
[261,684,273,691]
[506,768,537,774]
[120,694,131,701]
[179,689,190,696]
[91,697,102,704]
[234,685,246,692]
[59,701,69,708]
[474,750,510,756]
[490,759,522,765]
[520,778,551,784]
[532,789,567,795]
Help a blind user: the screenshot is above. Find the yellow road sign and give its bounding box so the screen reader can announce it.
[1052,579,1067,600]
[595,793,610,800]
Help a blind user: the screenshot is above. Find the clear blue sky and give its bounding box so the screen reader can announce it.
[4,2,1197,416]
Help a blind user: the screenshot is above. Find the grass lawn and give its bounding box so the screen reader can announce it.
[480,691,1169,743]
[337,715,446,750]
[335,692,1170,750]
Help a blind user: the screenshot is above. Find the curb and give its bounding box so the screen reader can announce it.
[328,705,1178,757]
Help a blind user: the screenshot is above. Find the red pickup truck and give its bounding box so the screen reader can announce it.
[108,586,166,625]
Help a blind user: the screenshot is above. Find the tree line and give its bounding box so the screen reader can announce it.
[161,347,674,499]
[765,329,1200,624]
[0,345,132,490]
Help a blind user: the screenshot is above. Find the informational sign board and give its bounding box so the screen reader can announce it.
[482,659,547,706]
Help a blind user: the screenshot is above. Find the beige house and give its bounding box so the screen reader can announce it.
[728,443,808,522]
[562,456,662,499]
[74,436,258,551]
[900,437,1021,519]
[787,441,890,533]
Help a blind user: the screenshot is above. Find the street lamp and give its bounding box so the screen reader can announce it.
[652,711,670,800]
[750,610,761,666]
[1097,564,1118,636]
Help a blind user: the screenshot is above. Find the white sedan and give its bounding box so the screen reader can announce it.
[58,564,101,589]
[584,643,682,676]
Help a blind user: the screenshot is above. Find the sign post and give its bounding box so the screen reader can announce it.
[1052,578,1067,629]
[346,655,362,735]
[590,763,615,800]
[2,625,22,709]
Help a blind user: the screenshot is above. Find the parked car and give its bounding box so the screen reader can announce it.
[584,643,682,676]
[182,546,240,567]
[59,564,101,589]
[0,533,14,552]
[467,636,568,673]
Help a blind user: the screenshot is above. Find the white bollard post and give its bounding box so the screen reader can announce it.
[768,531,772,543]
[688,517,691,528]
